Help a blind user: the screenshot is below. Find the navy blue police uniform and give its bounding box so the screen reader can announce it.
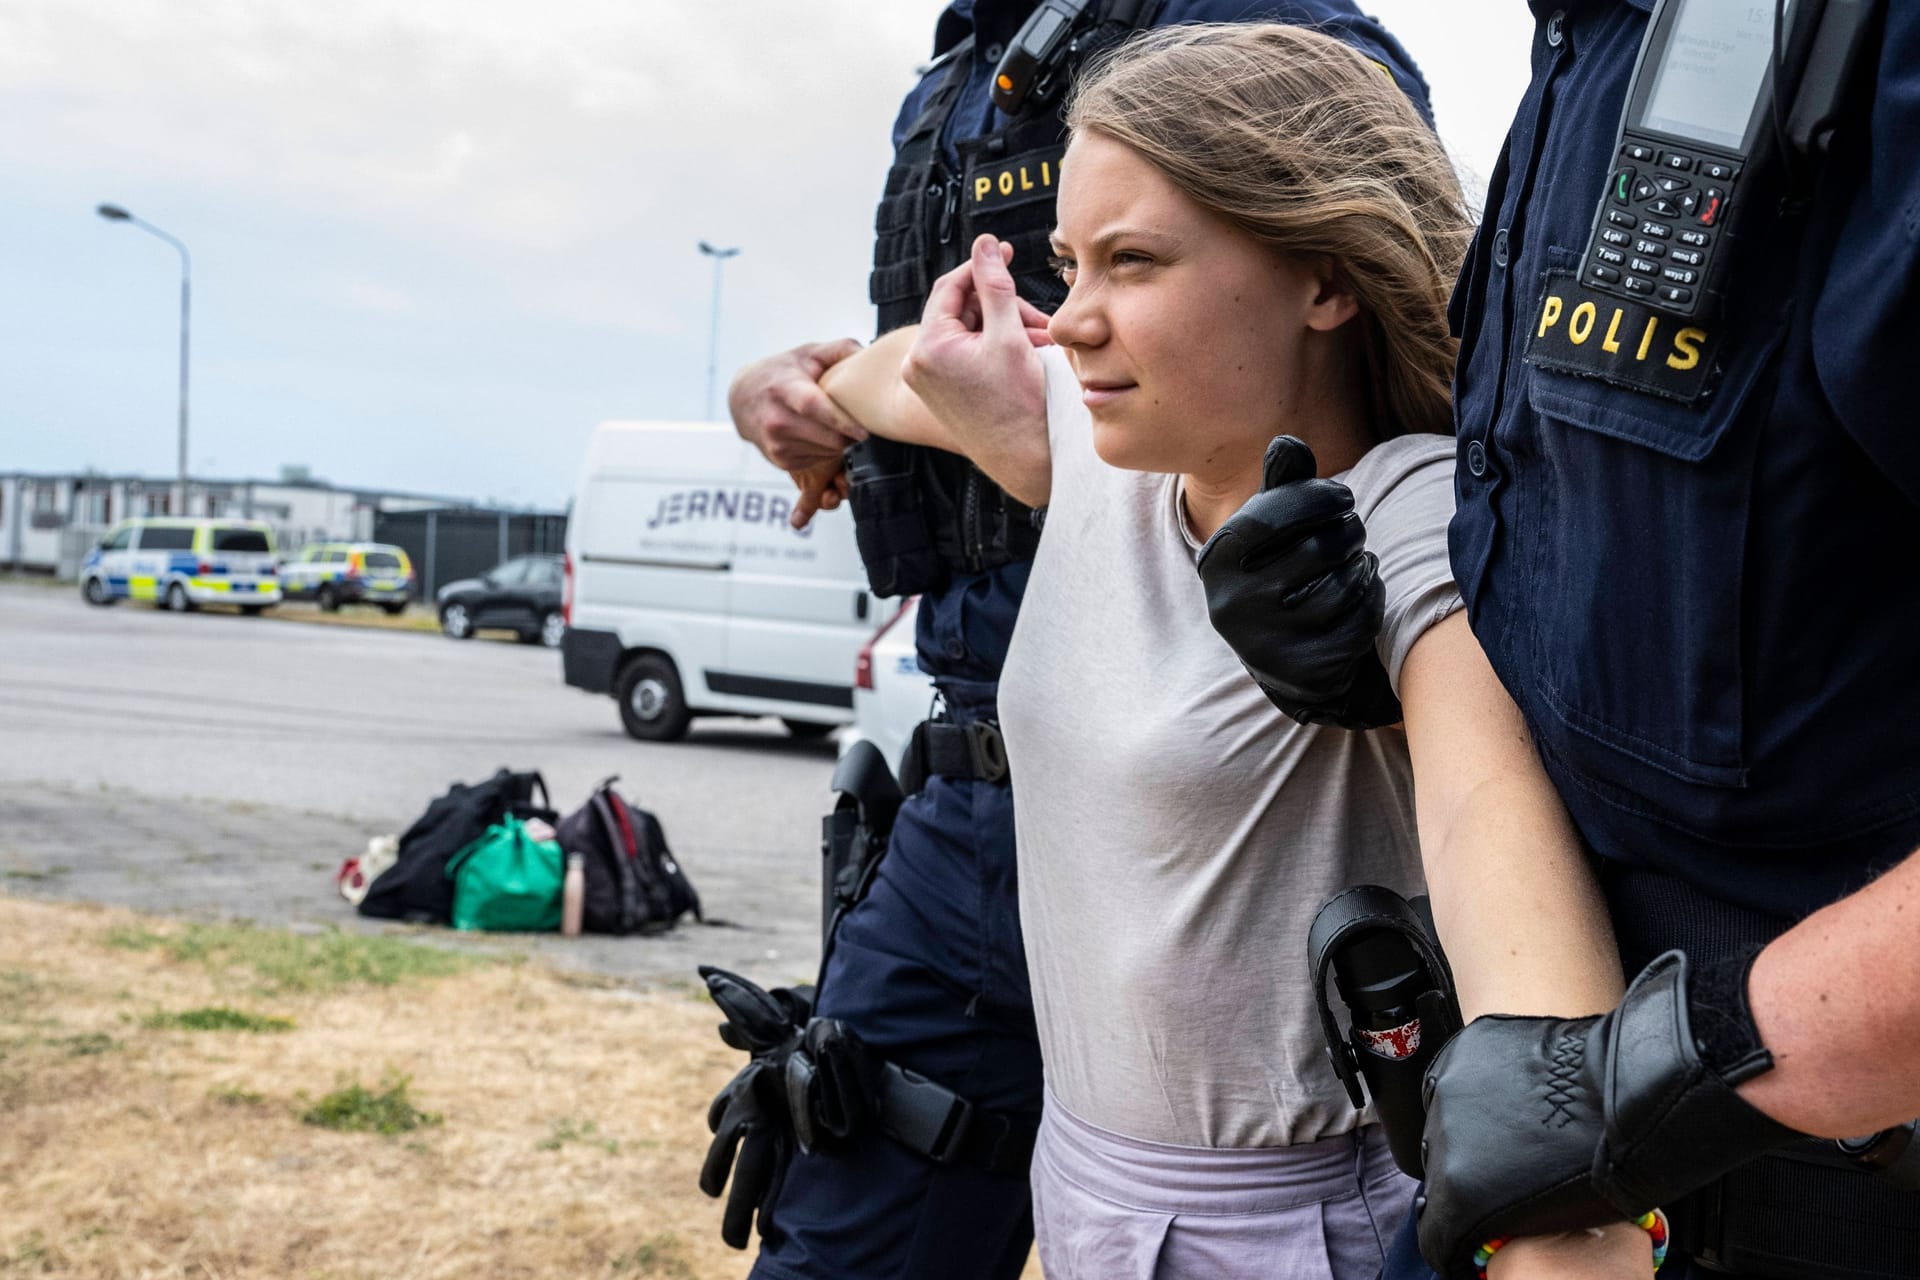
[1381,2,1920,1276]
[749,4,1431,1278]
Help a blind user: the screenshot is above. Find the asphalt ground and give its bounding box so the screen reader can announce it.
[0,581,833,989]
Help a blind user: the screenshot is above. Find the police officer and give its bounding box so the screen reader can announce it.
[1336,2,1919,1277]
[707,4,1432,1277]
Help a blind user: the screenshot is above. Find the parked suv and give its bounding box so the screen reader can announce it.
[281,542,414,613]
[437,554,566,646]
[80,518,281,613]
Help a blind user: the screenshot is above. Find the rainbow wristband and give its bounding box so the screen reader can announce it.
[1473,1208,1670,1278]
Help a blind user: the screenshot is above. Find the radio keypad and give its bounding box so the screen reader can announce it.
[1584,136,1739,317]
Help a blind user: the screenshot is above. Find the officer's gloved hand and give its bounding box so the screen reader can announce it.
[697,965,813,1249]
[1196,436,1400,729]
[1416,952,1801,1278]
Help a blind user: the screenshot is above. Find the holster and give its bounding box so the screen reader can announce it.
[1307,884,1461,1178]
[819,740,904,949]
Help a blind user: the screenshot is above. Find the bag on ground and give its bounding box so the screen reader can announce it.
[358,769,551,924]
[555,777,702,934]
[445,815,566,932]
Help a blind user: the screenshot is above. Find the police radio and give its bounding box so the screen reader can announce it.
[992,0,1096,115]
[1580,0,1880,319]
[1308,886,1462,1178]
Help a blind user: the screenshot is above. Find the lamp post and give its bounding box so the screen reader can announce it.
[697,240,740,421]
[97,203,191,515]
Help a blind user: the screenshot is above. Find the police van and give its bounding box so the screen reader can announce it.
[79,517,282,613]
[562,421,880,742]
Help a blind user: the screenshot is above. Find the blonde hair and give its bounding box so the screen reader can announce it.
[1066,23,1472,439]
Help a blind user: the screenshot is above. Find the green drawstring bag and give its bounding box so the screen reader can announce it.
[444,817,564,932]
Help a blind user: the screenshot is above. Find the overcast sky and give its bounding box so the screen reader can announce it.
[0,2,1534,508]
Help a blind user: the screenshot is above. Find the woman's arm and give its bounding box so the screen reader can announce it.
[1398,611,1622,1020]
[1399,611,1649,1279]
[818,327,966,453]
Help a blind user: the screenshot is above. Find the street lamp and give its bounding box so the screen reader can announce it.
[97,203,191,515]
[697,240,741,421]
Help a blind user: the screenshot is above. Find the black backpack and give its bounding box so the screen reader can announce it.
[554,777,701,934]
[359,769,552,924]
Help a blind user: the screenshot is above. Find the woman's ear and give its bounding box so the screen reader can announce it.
[1303,257,1361,333]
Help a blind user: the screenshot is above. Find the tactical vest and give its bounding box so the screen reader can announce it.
[849,2,1157,598]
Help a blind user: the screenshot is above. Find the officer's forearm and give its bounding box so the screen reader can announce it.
[1400,613,1624,1020]
[1740,846,1920,1137]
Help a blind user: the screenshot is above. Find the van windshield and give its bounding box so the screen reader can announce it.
[212,528,271,553]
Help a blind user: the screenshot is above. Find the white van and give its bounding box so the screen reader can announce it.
[79,517,282,613]
[561,421,881,742]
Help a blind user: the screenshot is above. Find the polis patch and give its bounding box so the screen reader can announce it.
[1524,271,1719,404]
[965,144,1063,215]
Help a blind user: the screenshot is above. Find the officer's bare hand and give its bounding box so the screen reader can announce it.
[789,464,849,530]
[1487,1223,1651,1280]
[728,340,869,472]
[902,235,1054,507]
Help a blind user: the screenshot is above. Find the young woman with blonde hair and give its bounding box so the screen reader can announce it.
[805,23,1652,1280]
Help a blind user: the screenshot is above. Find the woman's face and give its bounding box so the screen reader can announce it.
[1047,132,1354,483]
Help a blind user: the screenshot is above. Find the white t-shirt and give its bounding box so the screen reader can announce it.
[999,345,1462,1148]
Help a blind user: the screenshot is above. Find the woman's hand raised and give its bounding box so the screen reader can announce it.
[902,235,1055,508]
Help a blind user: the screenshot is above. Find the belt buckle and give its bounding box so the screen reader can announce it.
[965,721,1009,785]
[879,1063,976,1164]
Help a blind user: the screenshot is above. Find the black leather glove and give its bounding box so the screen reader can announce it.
[1416,951,1801,1278]
[1196,436,1401,729]
[697,966,813,1250]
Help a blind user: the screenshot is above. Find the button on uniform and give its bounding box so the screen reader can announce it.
[1492,228,1509,268]
[1466,440,1488,477]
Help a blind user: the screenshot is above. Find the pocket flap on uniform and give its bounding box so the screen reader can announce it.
[1525,284,1784,463]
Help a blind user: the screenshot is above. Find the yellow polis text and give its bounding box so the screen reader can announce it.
[975,159,1053,203]
[1537,293,1706,372]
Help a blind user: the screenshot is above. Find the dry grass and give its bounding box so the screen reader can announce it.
[259,602,445,636]
[0,895,747,1279]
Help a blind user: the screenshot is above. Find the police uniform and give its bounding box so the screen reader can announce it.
[1436,1,1920,1274]
[749,4,1431,1278]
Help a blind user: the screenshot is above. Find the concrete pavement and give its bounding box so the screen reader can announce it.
[0,582,834,988]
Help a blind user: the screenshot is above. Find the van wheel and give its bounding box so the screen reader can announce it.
[616,655,691,742]
[82,577,116,607]
[782,719,834,741]
[165,582,193,613]
[316,584,341,613]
